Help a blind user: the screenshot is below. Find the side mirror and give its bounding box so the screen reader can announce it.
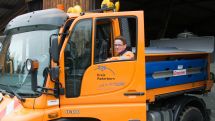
[26,59,39,92]
[50,38,59,63]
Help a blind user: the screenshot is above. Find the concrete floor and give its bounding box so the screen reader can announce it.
[200,86,215,121]
[201,63,215,121]
[192,63,215,120]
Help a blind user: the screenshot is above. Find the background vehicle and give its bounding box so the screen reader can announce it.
[0,6,214,121]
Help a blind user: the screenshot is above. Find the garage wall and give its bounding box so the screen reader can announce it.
[43,0,95,12]
[27,0,43,12]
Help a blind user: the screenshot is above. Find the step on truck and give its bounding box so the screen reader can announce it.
[0,7,214,121]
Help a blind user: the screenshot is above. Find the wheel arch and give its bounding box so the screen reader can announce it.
[164,95,209,121]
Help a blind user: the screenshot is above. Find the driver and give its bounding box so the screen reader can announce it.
[106,36,134,61]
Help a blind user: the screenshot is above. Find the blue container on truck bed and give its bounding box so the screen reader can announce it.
[145,59,207,89]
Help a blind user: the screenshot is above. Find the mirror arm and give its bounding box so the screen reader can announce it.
[36,86,56,96]
[36,85,63,98]
[31,70,38,92]
[35,67,63,97]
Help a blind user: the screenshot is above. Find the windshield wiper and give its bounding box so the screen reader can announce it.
[0,88,14,98]
[0,83,25,102]
[7,85,26,102]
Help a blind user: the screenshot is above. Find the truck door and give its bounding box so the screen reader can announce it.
[59,11,146,121]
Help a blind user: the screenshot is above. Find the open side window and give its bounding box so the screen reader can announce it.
[94,18,113,62]
[94,16,137,64]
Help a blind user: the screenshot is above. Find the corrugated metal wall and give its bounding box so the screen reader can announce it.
[43,0,95,12]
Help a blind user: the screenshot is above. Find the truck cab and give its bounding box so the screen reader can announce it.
[0,8,213,121]
[55,10,147,121]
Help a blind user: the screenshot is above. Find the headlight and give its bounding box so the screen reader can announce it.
[26,59,32,71]
[26,59,39,71]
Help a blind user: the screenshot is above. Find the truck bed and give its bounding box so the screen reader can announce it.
[146,59,207,89]
[145,47,212,102]
[145,47,203,54]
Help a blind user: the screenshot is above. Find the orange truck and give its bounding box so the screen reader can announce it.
[0,8,214,121]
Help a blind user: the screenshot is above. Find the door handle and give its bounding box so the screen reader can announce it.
[124,92,145,96]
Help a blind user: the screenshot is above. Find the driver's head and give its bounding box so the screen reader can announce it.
[114,36,127,55]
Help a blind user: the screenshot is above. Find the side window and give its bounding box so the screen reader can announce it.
[94,17,137,63]
[94,18,112,62]
[64,19,92,98]
[119,17,137,53]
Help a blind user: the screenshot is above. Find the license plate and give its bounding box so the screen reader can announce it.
[173,69,187,76]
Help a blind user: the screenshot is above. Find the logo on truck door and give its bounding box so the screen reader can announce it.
[95,65,115,75]
[94,65,125,90]
[95,65,116,81]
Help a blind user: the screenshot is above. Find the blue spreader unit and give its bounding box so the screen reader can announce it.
[146,59,207,89]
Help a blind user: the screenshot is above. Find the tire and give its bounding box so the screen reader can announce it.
[179,106,204,121]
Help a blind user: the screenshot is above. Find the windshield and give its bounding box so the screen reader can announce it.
[0,28,58,97]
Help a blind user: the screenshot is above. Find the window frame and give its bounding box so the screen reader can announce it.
[93,16,138,64]
[94,18,114,64]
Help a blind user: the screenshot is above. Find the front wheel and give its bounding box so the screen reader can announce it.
[179,106,204,121]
